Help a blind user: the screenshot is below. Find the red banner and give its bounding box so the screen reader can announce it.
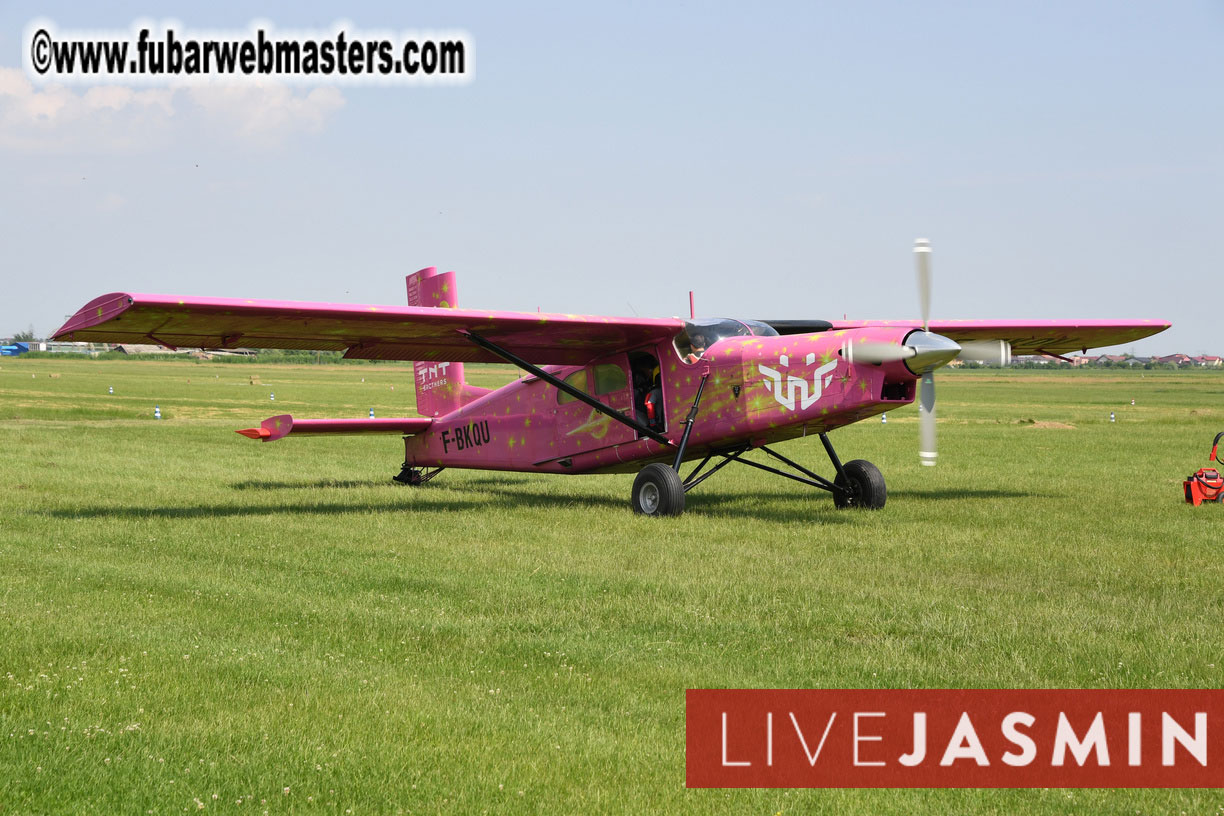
[686,689,1224,788]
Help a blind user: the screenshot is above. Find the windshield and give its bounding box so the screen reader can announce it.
[674,318,779,362]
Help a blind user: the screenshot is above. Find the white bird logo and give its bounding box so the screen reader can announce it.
[758,353,838,412]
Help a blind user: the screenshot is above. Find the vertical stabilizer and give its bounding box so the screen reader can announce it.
[407,267,490,417]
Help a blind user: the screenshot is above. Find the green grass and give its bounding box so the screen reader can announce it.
[1,358,1222,814]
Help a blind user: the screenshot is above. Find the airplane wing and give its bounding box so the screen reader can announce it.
[53,292,685,365]
[825,319,1170,355]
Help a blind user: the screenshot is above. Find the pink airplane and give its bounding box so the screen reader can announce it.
[55,241,1168,516]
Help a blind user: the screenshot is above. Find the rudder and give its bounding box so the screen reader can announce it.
[407,267,490,417]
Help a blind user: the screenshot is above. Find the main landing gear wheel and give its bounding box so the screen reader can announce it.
[833,459,887,510]
[632,463,686,517]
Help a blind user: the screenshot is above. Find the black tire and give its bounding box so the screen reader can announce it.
[833,459,886,510]
[632,463,686,516]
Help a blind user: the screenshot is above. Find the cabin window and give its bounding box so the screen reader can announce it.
[592,364,627,395]
[557,369,589,404]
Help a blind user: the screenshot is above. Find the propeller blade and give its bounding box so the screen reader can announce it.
[844,340,916,365]
[918,370,937,467]
[914,238,931,333]
[958,339,1012,366]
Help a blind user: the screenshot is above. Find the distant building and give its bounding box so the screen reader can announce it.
[115,343,191,355]
[1020,352,1217,369]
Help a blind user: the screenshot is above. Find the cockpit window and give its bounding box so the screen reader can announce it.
[674,318,779,362]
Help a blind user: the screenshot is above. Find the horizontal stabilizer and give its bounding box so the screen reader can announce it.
[237,414,432,442]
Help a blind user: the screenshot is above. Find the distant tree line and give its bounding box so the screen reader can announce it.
[16,348,394,365]
[959,360,1190,371]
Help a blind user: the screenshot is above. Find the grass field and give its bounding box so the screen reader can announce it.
[1,357,1222,814]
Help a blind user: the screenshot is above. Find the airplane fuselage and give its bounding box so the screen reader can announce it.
[404,327,919,475]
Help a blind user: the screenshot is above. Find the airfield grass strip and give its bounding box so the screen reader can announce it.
[1,358,1221,813]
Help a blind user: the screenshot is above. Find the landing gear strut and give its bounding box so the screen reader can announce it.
[632,374,708,517]
[630,433,886,516]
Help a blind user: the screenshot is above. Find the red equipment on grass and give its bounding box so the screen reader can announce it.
[1184,432,1224,506]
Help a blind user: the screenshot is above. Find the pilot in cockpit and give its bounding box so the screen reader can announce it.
[685,332,709,364]
[678,318,779,364]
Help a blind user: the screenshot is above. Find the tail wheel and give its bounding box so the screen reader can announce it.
[393,465,426,486]
[632,463,686,516]
[833,459,886,510]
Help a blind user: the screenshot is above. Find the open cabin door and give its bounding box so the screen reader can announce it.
[552,354,637,458]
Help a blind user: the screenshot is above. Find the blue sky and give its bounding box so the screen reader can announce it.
[2,1,1220,355]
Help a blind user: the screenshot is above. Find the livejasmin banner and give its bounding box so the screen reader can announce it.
[686,689,1223,788]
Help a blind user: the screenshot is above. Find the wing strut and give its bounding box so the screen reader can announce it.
[460,330,674,448]
[672,373,710,470]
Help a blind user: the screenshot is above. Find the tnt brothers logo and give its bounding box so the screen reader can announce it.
[758,354,838,412]
[416,361,453,392]
[686,689,1223,788]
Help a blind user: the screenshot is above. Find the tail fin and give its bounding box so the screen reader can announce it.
[407,267,491,417]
